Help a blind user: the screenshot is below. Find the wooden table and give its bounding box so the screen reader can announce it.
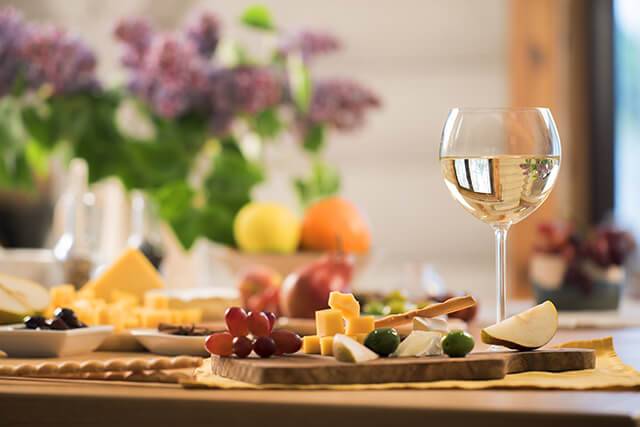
[2,327,639,427]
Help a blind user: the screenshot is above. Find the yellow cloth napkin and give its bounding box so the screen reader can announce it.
[182,337,640,390]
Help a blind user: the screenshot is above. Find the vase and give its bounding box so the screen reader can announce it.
[530,253,623,311]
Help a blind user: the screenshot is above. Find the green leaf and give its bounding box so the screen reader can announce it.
[25,141,50,178]
[303,124,325,152]
[287,56,313,113]
[251,108,282,139]
[240,5,275,31]
[293,160,340,209]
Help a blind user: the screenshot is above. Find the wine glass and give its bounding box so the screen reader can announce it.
[439,108,561,326]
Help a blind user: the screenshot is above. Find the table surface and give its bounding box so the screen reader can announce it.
[2,327,640,427]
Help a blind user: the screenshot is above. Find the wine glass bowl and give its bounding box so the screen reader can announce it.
[439,108,561,324]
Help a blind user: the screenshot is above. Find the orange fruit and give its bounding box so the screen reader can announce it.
[300,197,370,253]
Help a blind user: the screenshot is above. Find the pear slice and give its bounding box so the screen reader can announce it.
[0,275,50,325]
[332,334,379,363]
[481,300,558,350]
[393,331,442,357]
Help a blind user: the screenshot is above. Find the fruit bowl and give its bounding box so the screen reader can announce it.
[211,246,372,279]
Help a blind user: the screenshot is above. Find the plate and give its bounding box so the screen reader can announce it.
[130,329,209,357]
[0,324,114,358]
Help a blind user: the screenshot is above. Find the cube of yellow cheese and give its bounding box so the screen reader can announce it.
[315,309,345,336]
[345,316,375,335]
[145,293,169,310]
[141,309,172,328]
[50,285,76,309]
[302,335,321,354]
[320,336,334,356]
[328,291,360,319]
[348,333,369,345]
[89,248,165,302]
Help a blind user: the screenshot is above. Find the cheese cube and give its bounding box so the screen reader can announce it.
[345,316,375,335]
[89,248,165,302]
[180,308,202,324]
[145,293,169,310]
[302,335,321,354]
[328,291,360,319]
[141,309,172,328]
[50,285,76,308]
[348,333,369,345]
[412,317,449,335]
[315,309,345,336]
[320,336,334,356]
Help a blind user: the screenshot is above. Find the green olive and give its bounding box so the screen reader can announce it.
[364,328,400,356]
[441,330,475,357]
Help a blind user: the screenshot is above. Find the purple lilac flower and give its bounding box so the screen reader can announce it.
[278,30,340,61]
[128,34,212,118]
[0,7,26,96]
[19,25,98,95]
[305,79,380,131]
[186,12,220,59]
[114,18,153,69]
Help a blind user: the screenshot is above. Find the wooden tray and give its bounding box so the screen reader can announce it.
[210,348,595,385]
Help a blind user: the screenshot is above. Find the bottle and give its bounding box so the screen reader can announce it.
[53,159,96,288]
[127,190,164,270]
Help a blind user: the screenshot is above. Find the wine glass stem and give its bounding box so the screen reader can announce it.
[494,225,510,323]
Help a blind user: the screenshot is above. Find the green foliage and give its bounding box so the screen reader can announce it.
[251,108,282,139]
[240,5,275,31]
[303,124,325,152]
[287,56,313,113]
[293,160,340,209]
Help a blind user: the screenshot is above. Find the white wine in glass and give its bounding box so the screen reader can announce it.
[440,109,561,325]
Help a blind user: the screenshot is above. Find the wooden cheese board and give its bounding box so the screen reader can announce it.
[210,348,596,385]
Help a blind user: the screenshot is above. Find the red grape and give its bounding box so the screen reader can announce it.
[232,336,253,358]
[253,336,276,358]
[270,330,302,355]
[225,307,249,337]
[247,311,270,337]
[205,332,233,356]
[265,311,277,334]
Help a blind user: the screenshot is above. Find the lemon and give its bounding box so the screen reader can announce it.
[233,202,300,253]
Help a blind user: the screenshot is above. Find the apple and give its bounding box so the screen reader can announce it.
[0,274,50,325]
[481,300,558,350]
[236,265,282,314]
[279,254,353,319]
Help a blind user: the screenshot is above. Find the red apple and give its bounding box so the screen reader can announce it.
[236,265,282,314]
[279,254,353,319]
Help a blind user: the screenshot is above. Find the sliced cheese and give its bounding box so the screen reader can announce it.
[89,248,165,302]
[345,316,375,335]
[393,331,442,357]
[413,317,449,335]
[315,309,345,336]
[328,291,360,319]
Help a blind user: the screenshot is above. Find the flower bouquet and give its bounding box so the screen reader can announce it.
[530,222,636,310]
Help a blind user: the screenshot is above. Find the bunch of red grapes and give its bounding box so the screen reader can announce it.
[205,307,301,358]
[536,222,636,293]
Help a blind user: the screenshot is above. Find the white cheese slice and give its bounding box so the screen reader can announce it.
[413,317,449,335]
[392,331,443,357]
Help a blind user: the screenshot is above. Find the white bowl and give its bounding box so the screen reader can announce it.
[130,329,209,357]
[211,246,372,278]
[0,324,114,358]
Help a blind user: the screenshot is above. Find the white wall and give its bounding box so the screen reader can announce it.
[7,0,507,297]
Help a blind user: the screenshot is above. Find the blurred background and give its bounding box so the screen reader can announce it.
[0,0,638,322]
